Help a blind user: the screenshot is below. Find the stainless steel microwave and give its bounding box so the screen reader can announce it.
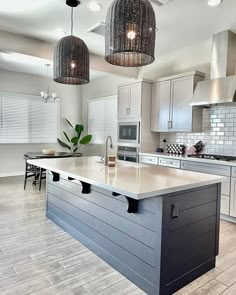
[118,122,140,144]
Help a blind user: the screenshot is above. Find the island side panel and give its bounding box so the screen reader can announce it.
[46,172,163,295]
[160,183,221,295]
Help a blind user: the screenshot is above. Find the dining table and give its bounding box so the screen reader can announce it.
[24,152,77,160]
[23,152,78,189]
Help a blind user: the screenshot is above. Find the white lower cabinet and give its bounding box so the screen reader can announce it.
[230,178,236,217]
[221,195,230,215]
[221,177,231,195]
[221,177,231,216]
[140,155,158,165]
[158,157,180,169]
[140,153,236,218]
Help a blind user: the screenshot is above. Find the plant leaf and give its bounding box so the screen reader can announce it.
[63,131,70,143]
[65,118,74,129]
[75,124,84,139]
[73,147,79,153]
[79,134,92,145]
[57,138,71,151]
[71,137,79,145]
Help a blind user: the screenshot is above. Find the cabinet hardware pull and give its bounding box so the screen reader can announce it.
[171,203,179,218]
[51,171,60,182]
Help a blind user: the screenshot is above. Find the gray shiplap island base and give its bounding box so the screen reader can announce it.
[28,157,224,295]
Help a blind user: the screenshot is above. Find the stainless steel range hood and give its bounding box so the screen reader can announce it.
[191,30,236,106]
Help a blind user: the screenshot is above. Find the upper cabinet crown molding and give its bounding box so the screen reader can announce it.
[154,71,205,83]
[118,78,153,88]
[151,72,204,133]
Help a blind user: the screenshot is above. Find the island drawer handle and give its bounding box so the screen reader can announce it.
[171,203,179,219]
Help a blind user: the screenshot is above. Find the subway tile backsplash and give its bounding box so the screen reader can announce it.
[160,106,236,155]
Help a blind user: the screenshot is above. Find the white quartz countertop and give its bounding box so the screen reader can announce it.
[28,156,225,200]
[140,152,236,167]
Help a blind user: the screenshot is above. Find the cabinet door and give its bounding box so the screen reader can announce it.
[230,178,236,217]
[118,86,130,119]
[151,80,171,132]
[221,195,230,215]
[170,76,194,132]
[129,83,141,119]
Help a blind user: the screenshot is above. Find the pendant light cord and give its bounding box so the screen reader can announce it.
[71,7,74,35]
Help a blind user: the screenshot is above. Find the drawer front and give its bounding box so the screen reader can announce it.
[159,157,180,169]
[181,161,231,177]
[221,195,230,215]
[140,155,158,165]
[231,167,236,178]
[221,177,231,196]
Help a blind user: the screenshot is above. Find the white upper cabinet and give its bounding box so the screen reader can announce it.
[151,80,171,132]
[118,82,142,120]
[171,76,195,132]
[118,86,130,119]
[151,72,204,133]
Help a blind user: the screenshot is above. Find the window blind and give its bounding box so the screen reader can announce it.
[88,96,117,145]
[0,93,59,144]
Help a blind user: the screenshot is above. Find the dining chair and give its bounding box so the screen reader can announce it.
[24,160,46,191]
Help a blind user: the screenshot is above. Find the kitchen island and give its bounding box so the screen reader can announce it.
[28,156,225,295]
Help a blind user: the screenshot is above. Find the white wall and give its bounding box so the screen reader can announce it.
[0,69,82,176]
[160,106,236,156]
[81,75,131,156]
[139,39,212,80]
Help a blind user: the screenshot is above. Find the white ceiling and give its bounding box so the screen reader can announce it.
[0,0,235,78]
[0,0,235,55]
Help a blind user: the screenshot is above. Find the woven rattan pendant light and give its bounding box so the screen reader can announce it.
[105,0,156,67]
[53,0,90,85]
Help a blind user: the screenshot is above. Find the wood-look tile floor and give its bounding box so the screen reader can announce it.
[0,177,236,295]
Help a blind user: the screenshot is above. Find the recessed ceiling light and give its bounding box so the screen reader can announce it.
[87,1,102,12]
[208,0,223,7]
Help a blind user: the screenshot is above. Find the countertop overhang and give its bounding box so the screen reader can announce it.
[28,156,225,200]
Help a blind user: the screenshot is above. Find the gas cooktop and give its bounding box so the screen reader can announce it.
[188,154,236,162]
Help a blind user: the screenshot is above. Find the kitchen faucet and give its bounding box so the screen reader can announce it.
[105,136,114,166]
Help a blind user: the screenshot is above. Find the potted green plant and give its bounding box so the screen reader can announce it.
[57,118,92,156]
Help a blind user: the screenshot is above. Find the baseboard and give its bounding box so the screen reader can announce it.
[220,214,236,224]
[0,171,24,177]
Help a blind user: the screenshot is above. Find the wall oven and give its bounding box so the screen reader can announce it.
[118,122,140,144]
[117,146,139,163]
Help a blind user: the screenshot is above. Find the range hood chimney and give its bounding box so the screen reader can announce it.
[191,30,236,106]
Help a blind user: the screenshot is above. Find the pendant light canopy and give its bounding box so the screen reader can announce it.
[105,0,156,67]
[53,0,90,85]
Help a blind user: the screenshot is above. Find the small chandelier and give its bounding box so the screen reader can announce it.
[105,0,156,67]
[41,64,57,103]
[53,0,90,85]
